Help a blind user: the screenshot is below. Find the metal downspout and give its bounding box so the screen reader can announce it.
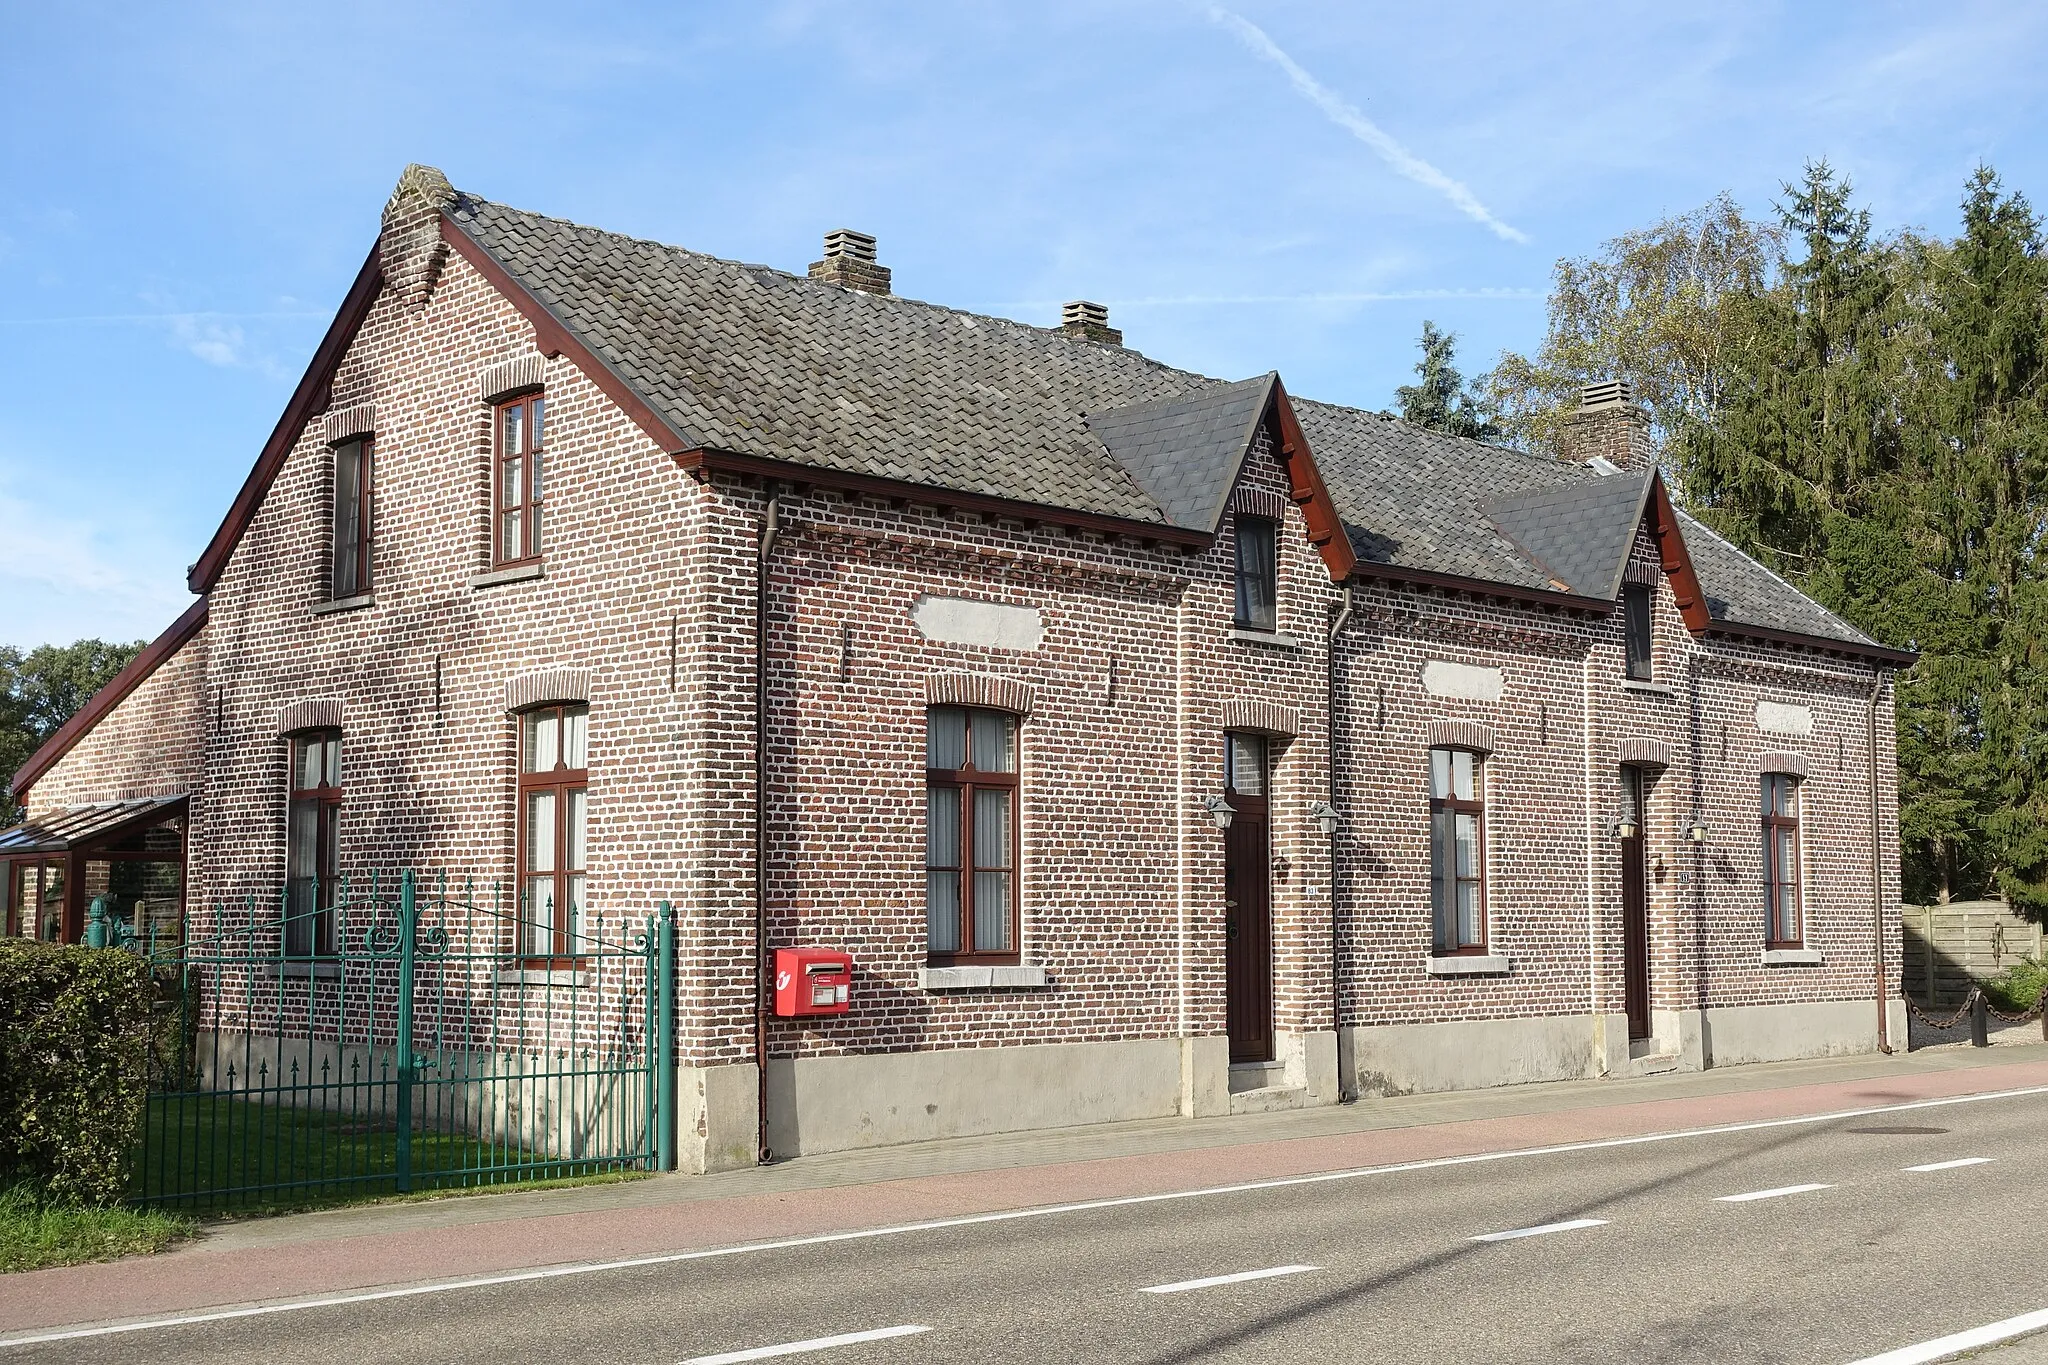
[1329,584,1354,1100]
[755,493,781,1161]
[1869,667,1893,1055]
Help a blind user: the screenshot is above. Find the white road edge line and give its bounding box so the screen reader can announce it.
[1138,1264,1319,1294]
[682,1324,930,1364]
[1470,1218,1607,1242]
[1715,1182,1833,1203]
[8,1081,2048,1348]
[1904,1157,1995,1173]
[1847,1306,2048,1365]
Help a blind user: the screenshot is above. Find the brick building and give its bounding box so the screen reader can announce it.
[4,167,1915,1173]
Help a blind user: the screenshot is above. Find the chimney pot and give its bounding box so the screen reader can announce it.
[808,229,891,295]
[1059,299,1123,346]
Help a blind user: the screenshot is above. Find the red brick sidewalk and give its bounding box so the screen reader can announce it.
[8,1050,2048,1339]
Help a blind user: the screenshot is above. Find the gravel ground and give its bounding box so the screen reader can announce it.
[1907,996,2045,1050]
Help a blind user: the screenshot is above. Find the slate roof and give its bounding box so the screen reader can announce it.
[1086,375,1277,531]
[448,191,1883,653]
[1484,474,1656,600]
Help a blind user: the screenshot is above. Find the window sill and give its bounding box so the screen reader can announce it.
[277,961,342,980]
[495,967,590,986]
[1426,954,1512,977]
[1762,948,1823,966]
[1621,678,1674,696]
[470,562,545,590]
[310,593,375,616]
[1229,627,1298,648]
[921,965,1050,990]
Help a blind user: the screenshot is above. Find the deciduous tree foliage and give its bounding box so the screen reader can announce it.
[1489,161,2048,909]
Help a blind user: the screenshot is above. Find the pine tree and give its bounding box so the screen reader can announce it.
[1395,321,1497,440]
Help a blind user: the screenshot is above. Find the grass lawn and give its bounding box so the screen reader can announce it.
[0,1186,194,1274]
[133,1094,650,1216]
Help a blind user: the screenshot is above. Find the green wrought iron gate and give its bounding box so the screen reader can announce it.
[127,871,676,1211]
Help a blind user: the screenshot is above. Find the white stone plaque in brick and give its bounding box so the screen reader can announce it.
[1755,699,1813,736]
[912,595,1044,652]
[1421,660,1503,702]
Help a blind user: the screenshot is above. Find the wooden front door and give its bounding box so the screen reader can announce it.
[1224,734,1273,1064]
[1620,767,1651,1042]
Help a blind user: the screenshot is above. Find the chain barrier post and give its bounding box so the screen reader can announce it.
[656,900,677,1172]
[1970,987,1989,1048]
[396,869,417,1192]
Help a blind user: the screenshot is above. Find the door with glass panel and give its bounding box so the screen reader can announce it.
[1223,733,1273,1064]
[1620,767,1651,1042]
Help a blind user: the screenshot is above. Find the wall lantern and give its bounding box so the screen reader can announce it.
[1687,816,1710,844]
[1202,795,1236,830]
[1611,815,1640,840]
[1307,801,1340,837]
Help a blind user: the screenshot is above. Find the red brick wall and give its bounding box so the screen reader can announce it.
[31,624,208,813]
[1332,525,1898,1031]
[38,213,1900,1080]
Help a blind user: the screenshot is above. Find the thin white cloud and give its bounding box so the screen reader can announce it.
[0,484,189,647]
[165,313,246,368]
[1206,6,1529,245]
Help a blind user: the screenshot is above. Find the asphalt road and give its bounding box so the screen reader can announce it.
[14,1091,2048,1364]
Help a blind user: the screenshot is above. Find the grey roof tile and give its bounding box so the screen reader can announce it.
[1484,473,1654,598]
[449,191,1880,651]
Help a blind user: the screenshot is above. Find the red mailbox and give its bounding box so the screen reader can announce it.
[773,947,853,1017]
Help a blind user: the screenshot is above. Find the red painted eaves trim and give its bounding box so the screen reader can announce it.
[673,447,1212,546]
[188,247,385,594]
[1268,380,1358,583]
[10,597,209,803]
[438,215,697,457]
[1644,473,1714,635]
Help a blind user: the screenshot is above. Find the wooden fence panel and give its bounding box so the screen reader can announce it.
[1901,900,2045,1004]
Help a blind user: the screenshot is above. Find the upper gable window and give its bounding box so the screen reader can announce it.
[331,438,373,599]
[1233,515,1278,632]
[495,393,545,566]
[1623,583,1653,681]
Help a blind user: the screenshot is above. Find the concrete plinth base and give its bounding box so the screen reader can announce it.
[1701,999,1897,1067]
[764,1037,1186,1158]
[679,1061,758,1174]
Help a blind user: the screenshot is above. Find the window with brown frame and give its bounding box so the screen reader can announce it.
[518,703,587,960]
[331,437,373,598]
[1233,514,1278,632]
[925,706,1018,964]
[1429,747,1486,954]
[494,392,545,566]
[1764,773,1802,947]
[285,731,342,958]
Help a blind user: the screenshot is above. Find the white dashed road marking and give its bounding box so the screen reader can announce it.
[1904,1157,1994,1173]
[1138,1265,1320,1294]
[1469,1218,1608,1242]
[683,1324,931,1363]
[1846,1306,2048,1365]
[1716,1183,1832,1203]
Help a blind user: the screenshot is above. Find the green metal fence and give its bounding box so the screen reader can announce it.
[123,871,676,1212]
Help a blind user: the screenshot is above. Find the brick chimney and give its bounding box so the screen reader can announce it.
[382,163,456,314]
[1559,379,1654,473]
[807,229,892,295]
[1059,300,1122,346]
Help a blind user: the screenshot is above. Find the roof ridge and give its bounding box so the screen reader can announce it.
[1290,394,1592,476]
[452,191,1209,384]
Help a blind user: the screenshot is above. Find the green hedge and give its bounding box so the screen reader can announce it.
[0,941,151,1205]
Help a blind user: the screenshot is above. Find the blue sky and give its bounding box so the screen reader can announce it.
[4,0,2044,647]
